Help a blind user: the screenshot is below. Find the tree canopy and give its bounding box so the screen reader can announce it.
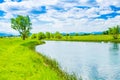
[103,25,120,39]
[11,15,32,40]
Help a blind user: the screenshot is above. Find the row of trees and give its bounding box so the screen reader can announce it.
[103,25,120,39]
[10,15,120,40]
[31,31,63,40]
[10,15,64,40]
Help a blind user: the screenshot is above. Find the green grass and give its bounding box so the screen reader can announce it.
[48,35,120,42]
[0,38,77,80]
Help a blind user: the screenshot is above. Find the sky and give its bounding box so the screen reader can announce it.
[0,0,120,34]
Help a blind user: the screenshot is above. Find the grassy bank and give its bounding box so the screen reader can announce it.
[46,35,120,42]
[0,38,77,80]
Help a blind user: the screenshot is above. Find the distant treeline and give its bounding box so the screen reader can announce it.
[31,31,63,40]
[30,31,103,40]
[31,25,120,40]
[0,35,20,38]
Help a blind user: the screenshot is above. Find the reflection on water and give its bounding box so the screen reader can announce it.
[89,65,100,80]
[36,41,120,80]
[110,43,119,54]
[109,43,120,65]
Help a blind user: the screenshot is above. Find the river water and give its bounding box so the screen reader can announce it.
[36,41,120,80]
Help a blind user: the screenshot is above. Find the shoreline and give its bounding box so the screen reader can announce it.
[45,39,120,43]
[32,41,78,80]
[44,35,120,43]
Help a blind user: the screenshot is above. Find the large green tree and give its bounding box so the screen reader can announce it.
[11,15,32,40]
[108,25,120,39]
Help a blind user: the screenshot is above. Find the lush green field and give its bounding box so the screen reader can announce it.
[0,38,76,80]
[2,35,118,80]
[48,35,120,42]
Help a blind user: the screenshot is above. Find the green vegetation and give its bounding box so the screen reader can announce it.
[11,15,32,40]
[30,25,120,42]
[0,38,77,80]
[30,32,120,42]
[46,35,120,42]
[31,31,64,40]
[37,32,46,40]
[5,15,120,80]
[30,33,37,39]
[1,15,78,80]
[46,32,51,39]
[54,31,63,39]
[103,25,120,39]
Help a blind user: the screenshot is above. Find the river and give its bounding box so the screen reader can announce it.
[36,41,120,80]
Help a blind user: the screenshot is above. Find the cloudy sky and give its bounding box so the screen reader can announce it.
[0,0,120,34]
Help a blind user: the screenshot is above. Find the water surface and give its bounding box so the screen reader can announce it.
[36,41,120,80]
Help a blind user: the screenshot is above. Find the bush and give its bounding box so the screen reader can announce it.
[37,32,46,40]
[46,32,51,39]
[54,32,62,39]
[30,33,37,39]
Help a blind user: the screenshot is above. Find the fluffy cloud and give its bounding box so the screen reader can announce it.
[0,0,120,34]
[0,20,18,34]
[96,0,120,7]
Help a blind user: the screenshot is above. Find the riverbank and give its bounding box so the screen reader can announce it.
[46,35,120,43]
[0,38,77,80]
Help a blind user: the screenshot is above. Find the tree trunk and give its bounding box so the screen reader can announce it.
[22,34,26,40]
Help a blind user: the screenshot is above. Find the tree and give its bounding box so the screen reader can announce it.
[30,33,37,39]
[108,25,120,39]
[37,32,46,40]
[45,32,51,39]
[103,30,108,35]
[108,27,113,35]
[54,31,62,39]
[50,33,54,39]
[112,25,120,39]
[66,33,69,39]
[11,15,32,40]
[75,33,79,36]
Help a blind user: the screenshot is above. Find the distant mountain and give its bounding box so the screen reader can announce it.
[91,32,103,35]
[61,32,103,36]
[0,33,14,37]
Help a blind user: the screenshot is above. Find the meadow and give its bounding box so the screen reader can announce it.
[47,35,120,42]
[0,38,77,80]
[1,34,120,80]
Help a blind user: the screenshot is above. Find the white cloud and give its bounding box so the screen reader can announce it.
[0,0,120,33]
[20,0,120,33]
[96,0,120,7]
[0,21,18,34]
[79,0,88,3]
[0,0,59,14]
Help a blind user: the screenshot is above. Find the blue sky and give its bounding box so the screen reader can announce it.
[0,0,120,34]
